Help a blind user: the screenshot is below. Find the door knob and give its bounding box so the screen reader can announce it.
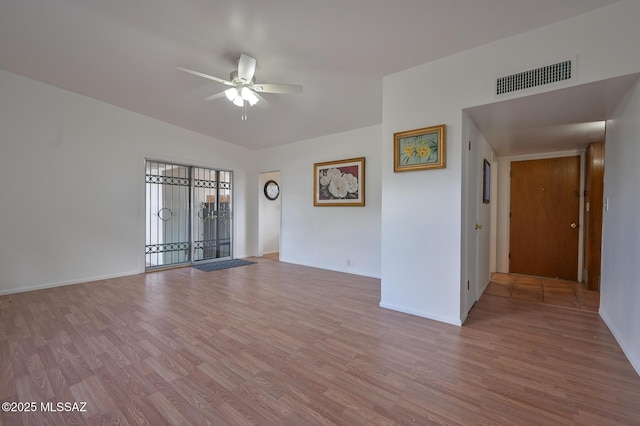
[570,222,577,229]
[475,224,483,230]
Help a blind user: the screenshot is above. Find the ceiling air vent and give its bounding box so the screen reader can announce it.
[496,59,574,96]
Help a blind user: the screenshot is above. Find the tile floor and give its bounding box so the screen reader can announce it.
[485,272,600,312]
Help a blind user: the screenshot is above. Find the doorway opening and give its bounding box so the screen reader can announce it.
[487,152,601,310]
[259,171,281,260]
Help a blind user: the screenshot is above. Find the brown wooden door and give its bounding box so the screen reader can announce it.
[583,142,604,290]
[509,156,580,280]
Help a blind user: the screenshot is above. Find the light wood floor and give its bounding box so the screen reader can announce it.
[1,257,639,425]
[261,252,279,261]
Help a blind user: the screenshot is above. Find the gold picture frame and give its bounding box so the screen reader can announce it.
[313,157,365,206]
[393,124,446,172]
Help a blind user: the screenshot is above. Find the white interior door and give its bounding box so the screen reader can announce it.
[464,137,480,315]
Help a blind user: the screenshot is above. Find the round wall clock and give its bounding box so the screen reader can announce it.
[264,180,280,200]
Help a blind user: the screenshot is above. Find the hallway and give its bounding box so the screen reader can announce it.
[485,273,600,312]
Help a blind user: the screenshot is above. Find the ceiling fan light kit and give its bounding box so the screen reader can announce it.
[179,53,302,120]
[225,88,255,106]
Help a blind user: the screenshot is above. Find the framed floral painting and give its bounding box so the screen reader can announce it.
[393,124,446,172]
[313,157,365,206]
[483,158,491,204]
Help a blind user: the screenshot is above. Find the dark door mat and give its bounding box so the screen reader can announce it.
[192,259,256,272]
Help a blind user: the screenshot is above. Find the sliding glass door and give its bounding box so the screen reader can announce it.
[145,161,190,268]
[145,160,232,270]
[192,167,232,261]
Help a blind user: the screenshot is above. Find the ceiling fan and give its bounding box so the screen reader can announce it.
[178,53,302,120]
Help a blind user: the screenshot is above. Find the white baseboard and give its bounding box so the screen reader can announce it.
[0,270,140,296]
[379,301,462,326]
[277,257,381,279]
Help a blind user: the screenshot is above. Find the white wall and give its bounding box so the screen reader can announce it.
[599,78,640,375]
[259,171,281,254]
[255,125,382,278]
[381,0,640,325]
[0,70,257,295]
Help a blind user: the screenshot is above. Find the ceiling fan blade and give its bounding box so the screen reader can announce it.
[253,83,303,94]
[204,91,227,101]
[253,92,271,109]
[237,54,257,83]
[177,67,233,86]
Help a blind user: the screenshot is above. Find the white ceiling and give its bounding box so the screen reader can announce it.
[466,73,640,157]
[0,0,627,152]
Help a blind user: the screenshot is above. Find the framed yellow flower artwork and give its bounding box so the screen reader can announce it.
[393,124,446,172]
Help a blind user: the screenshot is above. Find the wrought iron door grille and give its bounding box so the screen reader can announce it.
[145,174,190,186]
[145,160,233,270]
[193,240,217,250]
[192,168,232,261]
[145,242,190,254]
[193,179,231,189]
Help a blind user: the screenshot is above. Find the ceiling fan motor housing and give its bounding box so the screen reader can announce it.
[229,70,255,86]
